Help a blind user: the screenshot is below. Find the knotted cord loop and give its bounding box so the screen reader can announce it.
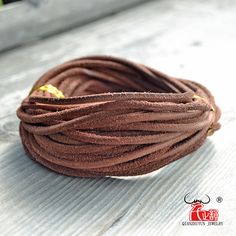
[17,55,221,177]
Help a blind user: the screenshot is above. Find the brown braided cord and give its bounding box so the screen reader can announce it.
[16,55,221,177]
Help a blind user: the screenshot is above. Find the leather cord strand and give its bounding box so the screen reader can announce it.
[16,55,221,177]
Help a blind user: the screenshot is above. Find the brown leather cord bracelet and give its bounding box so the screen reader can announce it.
[16,55,221,177]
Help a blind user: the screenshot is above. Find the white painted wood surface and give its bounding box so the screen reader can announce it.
[0,0,146,52]
[0,0,235,235]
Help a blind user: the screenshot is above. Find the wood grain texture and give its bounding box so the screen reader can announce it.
[0,0,236,235]
[0,0,147,52]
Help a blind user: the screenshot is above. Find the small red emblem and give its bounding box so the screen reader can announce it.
[184,193,218,221]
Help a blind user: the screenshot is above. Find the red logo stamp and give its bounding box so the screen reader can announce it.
[182,193,223,226]
[184,193,218,221]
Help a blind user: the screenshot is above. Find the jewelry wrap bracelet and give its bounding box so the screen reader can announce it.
[17,55,221,177]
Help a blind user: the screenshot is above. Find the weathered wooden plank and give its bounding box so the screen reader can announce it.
[0,0,147,52]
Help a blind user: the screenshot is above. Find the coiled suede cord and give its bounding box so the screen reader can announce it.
[17,55,221,177]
